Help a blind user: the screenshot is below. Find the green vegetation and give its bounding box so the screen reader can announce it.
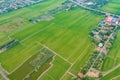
[0,0,65,45]
[1,0,120,79]
[8,48,54,80]
[0,0,65,73]
[101,67,120,80]
[0,74,5,80]
[40,56,70,80]
[100,0,120,14]
[0,7,103,80]
[102,31,120,71]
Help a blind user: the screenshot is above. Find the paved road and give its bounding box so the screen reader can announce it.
[70,0,120,17]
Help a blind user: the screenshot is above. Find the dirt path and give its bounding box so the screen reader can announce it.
[102,64,120,77]
[0,64,10,80]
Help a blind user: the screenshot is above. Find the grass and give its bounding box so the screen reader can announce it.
[8,51,53,80]
[0,32,10,45]
[101,67,120,80]
[112,75,120,80]
[26,58,52,80]
[100,0,120,14]
[0,42,42,72]
[0,8,103,79]
[0,74,5,80]
[0,0,65,45]
[40,56,71,80]
[0,0,104,80]
[62,73,73,80]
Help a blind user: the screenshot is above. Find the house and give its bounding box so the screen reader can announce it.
[105,16,120,25]
[101,48,107,55]
[96,47,102,52]
[76,0,88,3]
[104,35,109,39]
[98,43,103,48]
[92,29,98,35]
[111,18,119,25]
[77,72,83,78]
[86,68,100,78]
[85,2,94,5]
[98,21,105,27]
[105,16,113,24]
[101,29,107,34]
[94,34,103,40]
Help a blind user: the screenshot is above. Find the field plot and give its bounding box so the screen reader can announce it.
[101,67,120,80]
[0,7,103,80]
[0,0,65,45]
[0,0,105,79]
[100,0,120,14]
[40,56,70,80]
[8,48,54,80]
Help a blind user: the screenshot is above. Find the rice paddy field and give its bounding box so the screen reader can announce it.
[0,0,105,80]
[100,0,120,14]
[0,8,104,80]
[1,0,120,80]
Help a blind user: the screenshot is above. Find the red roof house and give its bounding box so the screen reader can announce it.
[104,35,109,39]
[105,16,120,25]
[105,16,113,24]
[78,72,83,78]
[117,18,120,21]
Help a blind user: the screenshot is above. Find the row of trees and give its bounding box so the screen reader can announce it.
[0,40,19,50]
[29,1,78,24]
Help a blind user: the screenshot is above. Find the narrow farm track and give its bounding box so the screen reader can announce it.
[70,0,120,17]
[102,64,120,76]
[111,75,120,80]
[60,44,91,80]
[0,65,9,80]
[38,42,72,65]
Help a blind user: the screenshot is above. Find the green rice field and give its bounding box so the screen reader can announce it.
[2,0,120,80]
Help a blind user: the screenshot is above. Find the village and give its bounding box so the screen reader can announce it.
[77,15,120,80]
[0,0,43,14]
[72,0,120,80]
[78,15,120,79]
[75,0,109,8]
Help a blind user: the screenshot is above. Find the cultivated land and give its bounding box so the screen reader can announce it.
[0,0,65,45]
[100,0,120,14]
[0,0,104,80]
[0,8,104,79]
[0,0,65,70]
[1,0,120,80]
